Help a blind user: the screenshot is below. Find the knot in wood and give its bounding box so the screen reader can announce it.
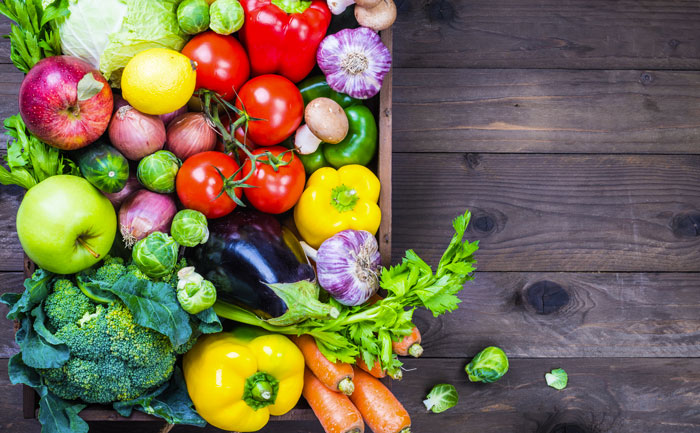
[550,424,588,433]
[639,72,654,85]
[473,215,495,233]
[426,0,455,22]
[464,153,482,169]
[670,212,700,238]
[525,281,570,315]
[668,39,680,49]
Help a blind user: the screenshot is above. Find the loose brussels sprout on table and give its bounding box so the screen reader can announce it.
[423,383,459,414]
[465,346,509,383]
[137,150,181,193]
[209,0,244,34]
[171,209,209,247]
[132,232,179,279]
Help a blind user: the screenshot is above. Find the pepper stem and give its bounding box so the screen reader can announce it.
[271,0,311,14]
[331,184,359,213]
[243,372,279,410]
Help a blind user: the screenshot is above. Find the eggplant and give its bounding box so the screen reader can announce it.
[188,210,336,323]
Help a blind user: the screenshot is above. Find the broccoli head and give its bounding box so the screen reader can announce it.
[39,279,177,404]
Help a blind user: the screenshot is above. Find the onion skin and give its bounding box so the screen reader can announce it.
[166,112,218,160]
[108,105,166,160]
[104,171,141,208]
[118,189,177,247]
[316,230,381,306]
[159,104,188,127]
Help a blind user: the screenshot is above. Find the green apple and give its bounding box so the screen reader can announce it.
[16,175,117,274]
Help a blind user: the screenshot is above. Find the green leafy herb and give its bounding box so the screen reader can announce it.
[423,383,459,413]
[0,114,79,190]
[545,368,568,390]
[214,210,479,375]
[0,0,69,73]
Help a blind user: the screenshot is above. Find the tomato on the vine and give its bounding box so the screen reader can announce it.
[176,151,243,219]
[242,146,305,214]
[236,74,303,146]
[181,32,250,101]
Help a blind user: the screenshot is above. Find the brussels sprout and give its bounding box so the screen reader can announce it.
[545,368,568,390]
[209,0,244,35]
[171,209,209,247]
[423,383,459,414]
[132,232,179,279]
[176,266,217,314]
[137,150,181,193]
[465,346,509,383]
[178,0,210,35]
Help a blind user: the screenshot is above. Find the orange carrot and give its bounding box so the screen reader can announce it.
[303,369,365,433]
[292,335,355,395]
[350,367,411,433]
[392,326,423,358]
[356,356,386,378]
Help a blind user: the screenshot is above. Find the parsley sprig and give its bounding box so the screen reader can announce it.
[214,211,479,375]
[0,0,70,73]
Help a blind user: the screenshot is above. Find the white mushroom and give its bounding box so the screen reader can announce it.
[327,0,381,15]
[305,97,349,145]
[294,124,323,155]
[355,0,397,31]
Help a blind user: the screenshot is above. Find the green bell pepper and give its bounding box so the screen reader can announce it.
[296,76,378,173]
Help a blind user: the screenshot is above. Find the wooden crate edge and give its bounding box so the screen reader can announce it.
[378,27,393,267]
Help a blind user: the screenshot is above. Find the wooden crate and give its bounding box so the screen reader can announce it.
[22,27,394,422]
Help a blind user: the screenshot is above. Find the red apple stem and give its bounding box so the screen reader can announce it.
[77,237,100,259]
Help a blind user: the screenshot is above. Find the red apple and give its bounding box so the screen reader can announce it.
[19,56,113,150]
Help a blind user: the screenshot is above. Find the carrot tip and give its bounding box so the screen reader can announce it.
[408,343,424,358]
[338,377,355,395]
[389,368,403,381]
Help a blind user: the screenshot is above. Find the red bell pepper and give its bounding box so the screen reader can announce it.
[239,0,331,83]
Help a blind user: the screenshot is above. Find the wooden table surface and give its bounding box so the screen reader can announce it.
[2,1,700,432]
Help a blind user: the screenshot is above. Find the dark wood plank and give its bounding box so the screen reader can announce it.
[392,357,700,432]
[391,153,700,272]
[394,68,700,154]
[5,357,700,433]
[414,272,700,358]
[0,186,24,272]
[394,0,700,70]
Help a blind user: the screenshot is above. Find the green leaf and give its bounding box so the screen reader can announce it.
[545,368,568,390]
[76,72,104,101]
[107,273,193,347]
[37,390,88,433]
[2,269,53,320]
[7,353,42,388]
[40,0,70,27]
[424,383,459,413]
[193,307,222,335]
[18,306,70,369]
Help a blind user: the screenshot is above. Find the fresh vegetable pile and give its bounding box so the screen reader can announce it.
[0,0,495,432]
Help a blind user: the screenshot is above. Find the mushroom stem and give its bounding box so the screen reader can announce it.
[295,124,323,155]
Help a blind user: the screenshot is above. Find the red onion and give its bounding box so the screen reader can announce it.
[118,189,177,247]
[166,112,217,160]
[307,230,381,306]
[109,105,166,160]
[159,104,188,127]
[104,171,141,208]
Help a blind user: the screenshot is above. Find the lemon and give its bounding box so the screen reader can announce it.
[122,48,196,115]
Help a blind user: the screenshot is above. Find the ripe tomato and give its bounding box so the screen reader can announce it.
[235,74,303,147]
[176,151,243,219]
[181,32,250,101]
[242,146,305,214]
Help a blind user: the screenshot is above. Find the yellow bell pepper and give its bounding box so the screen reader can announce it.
[183,326,305,432]
[294,165,381,248]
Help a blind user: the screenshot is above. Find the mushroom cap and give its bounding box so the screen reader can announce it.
[355,0,382,7]
[304,97,349,144]
[355,0,397,32]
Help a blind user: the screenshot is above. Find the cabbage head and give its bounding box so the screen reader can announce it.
[56,0,188,85]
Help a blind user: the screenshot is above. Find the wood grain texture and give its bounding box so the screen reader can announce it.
[0,272,24,357]
[391,153,700,272]
[394,0,700,70]
[5,357,700,433]
[393,68,700,153]
[413,272,700,358]
[378,28,394,266]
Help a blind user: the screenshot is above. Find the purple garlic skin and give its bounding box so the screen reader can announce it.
[317,27,392,100]
[317,229,382,306]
